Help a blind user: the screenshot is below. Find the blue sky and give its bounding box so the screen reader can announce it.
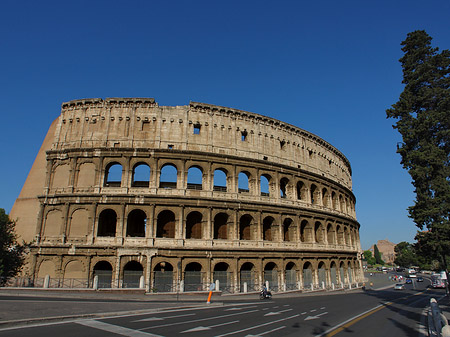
[1,0,449,249]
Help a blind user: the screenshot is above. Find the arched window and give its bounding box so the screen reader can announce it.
[104,163,122,187]
[93,261,113,288]
[285,262,297,290]
[213,262,231,290]
[296,181,305,200]
[318,262,327,287]
[327,223,335,244]
[263,216,274,241]
[184,262,203,291]
[160,164,177,189]
[97,209,117,237]
[303,262,313,289]
[132,163,150,187]
[238,171,250,193]
[187,166,203,190]
[213,169,227,192]
[315,221,324,243]
[322,188,329,207]
[260,175,270,196]
[283,218,293,241]
[122,261,143,288]
[280,178,289,199]
[126,209,146,237]
[310,184,317,205]
[156,210,175,238]
[240,262,255,291]
[153,262,174,293]
[186,211,202,239]
[264,262,278,289]
[239,214,253,240]
[214,213,228,239]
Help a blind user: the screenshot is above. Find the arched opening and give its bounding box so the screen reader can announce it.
[318,262,327,288]
[213,169,227,192]
[339,262,346,284]
[296,181,305,200]
[315,221,324,243]
[330,262,338,285]
[160,164,177,189]
[263,216,274,241]
[348,262,353,284]
[186,211,202,239]
[280,177,289,199]
[184,262,203,291]
[104,163,122,187]
[132,163,150,187]
[126,209,146,237]
[97,209,117,237]
[285,262,297,290]
[303,262,313,289]
[327,223,335,244]
[153,262,174,292]
[300,220,311,242]
[336,225,344,245]
[322,188,329,207]
[93,261,113,288]
[239,214,253,240]
[240,262,256,292]
[122,261,143,288]
[264,262,278,290]
[213,213,228,240]
[156,210,175,238]
[238,171,250,193]
[283,218,293,241]
[213,262,231,291]
[260,174,270,196]
[332,192,338,209]
[187,166,203,190]
[310,184,318,205]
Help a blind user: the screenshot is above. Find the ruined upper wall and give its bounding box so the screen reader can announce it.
[53,98,353,189]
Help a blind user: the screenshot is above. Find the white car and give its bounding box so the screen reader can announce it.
[394,283,405,290]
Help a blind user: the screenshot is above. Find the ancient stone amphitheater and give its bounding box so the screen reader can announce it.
[11,97,363,292]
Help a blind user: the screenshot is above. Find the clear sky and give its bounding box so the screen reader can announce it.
[1,0,449,249]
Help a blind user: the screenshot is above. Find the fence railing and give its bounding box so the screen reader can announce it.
[429,298,450,337]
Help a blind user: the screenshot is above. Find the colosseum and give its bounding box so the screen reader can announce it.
[10,97,363,292]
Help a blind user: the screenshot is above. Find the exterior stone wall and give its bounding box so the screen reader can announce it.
[11,98,363,292]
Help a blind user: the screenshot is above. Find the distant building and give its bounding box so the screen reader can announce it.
[370,239,396,264]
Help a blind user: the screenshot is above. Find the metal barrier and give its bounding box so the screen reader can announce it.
[429,298,450,337]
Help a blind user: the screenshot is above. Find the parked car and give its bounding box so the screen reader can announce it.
[394,283,405,290]
[405,278,413,284]
[417,276,424,282]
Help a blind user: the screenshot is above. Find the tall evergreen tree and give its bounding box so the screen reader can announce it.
[386,30,450,281]
[0,209,28,285]
[373,244,384,265]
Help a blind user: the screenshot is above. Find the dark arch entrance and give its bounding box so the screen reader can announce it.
[240,262,256,292]
[153,262,174,292]
[213,262,231,292]
[122,261,143,288]
[93,261,113,288]
[184,262,203,292]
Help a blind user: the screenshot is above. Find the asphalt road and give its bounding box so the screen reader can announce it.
[0,273,447,337]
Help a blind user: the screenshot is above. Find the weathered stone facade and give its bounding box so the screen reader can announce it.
[11,98,363,292]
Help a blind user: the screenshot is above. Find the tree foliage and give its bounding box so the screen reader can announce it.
[363,250,376,266]
[386,30,450,272]
[373,244,384,265]
[394,241,418,267]
[0,209,28,284]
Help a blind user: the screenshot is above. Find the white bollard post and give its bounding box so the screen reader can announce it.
[265,280,269,291]
[332,283,335,290]
[139,276,145,289]
[297,281,302,290]
[93,275,99,290]
[322,281,325,289]
[44,275,50,288]
[311,283,314,291]
[215,279,220,292]
[180,280,184,292]
[243,282,248,293]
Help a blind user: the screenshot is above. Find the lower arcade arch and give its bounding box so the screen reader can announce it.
[302,262,313,289]
[264,262,278,290]
[184,262,203,291]
[153,262,174,292]
[213,262,231,291]
[318,262,327,288]
[285,262,297,290]
[239,262,256,292]
[122,261,144,288]
[93,261,113,288]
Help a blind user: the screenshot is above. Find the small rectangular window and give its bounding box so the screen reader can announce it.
[193,124,201,134]
[241,131,247,141]
[168,144,174,149]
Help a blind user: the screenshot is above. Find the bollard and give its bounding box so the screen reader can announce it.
[139,275,145,289]
[93,275,98,290]
[180,280,184,293]
[243,282,248,293]
[321,281,325,289]
[44,275,50,288]
[215,279,220,292]
[332,283,335,290]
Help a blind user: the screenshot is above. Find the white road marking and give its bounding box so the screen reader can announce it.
[264,309,293,316]
[133,313,195,322]
[225,305,258,311]
[214,314,300,337]
[258,325,286,335]
[180,320,239,333]
[139,309,259,331]
[304,312,328,320]
[78,319,162,337]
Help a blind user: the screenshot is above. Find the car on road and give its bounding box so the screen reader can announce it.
[405,278,412,284]
[394,283,405,290]
[417,276,424,282]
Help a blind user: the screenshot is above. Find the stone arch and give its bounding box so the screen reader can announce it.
[262,216,275,241]
[283,218,294,241]
[238,171,250,193]
[302,261,313,289]
[93,261,113,288]
[159,163,177,189]
[43,209,62,237]
[37,260,56,278]
[64,260,84,279]
[260,174,271,196]
[300,219,313,242]
[264,262,278,290]
[68,208,89,238]
[186,211,203,239]
[187,166,203,190]
[280,177,289,199]
[184,262,203,291]
[153,261,174,292]
[51,163,70,189]
[296,180,306,200]
[77,162,96,188]
[314,221,325,243]
[213,168,228,192]
[132,162,150,187]
[285,262,297,290]
[239,214,254,240]
[126,209,146,237]
[122,261,144,288]
[327,223,336,244]
[213,262,231,290]
[213,212,229,240]
[330,261,338,285]
[97,209,117,237]
[239,262,256,291]
[322,188,329,207]
[156,210,176,238]
[104,162,122,187]
[318,261,327,288]
[310,184,318,205]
